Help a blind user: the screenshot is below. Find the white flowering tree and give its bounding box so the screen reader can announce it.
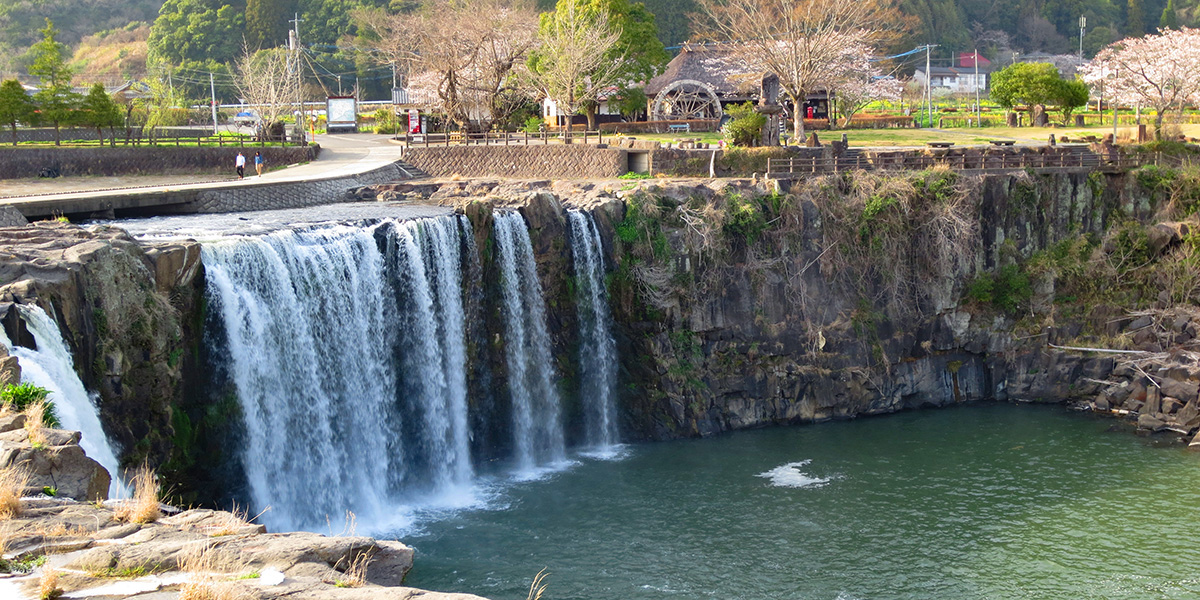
[826,45,902,129]
[1080,27,1200,140]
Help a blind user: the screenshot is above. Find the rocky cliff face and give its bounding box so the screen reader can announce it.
[0,223,202,469]
[445,169,1199,447]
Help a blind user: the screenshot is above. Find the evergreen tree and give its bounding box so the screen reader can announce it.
[1127,0,1145,35]
[29,19,81,146]
[0,79,36,146]
[246,0,298,49]
[1161,0,1180,29]
[79,84,123,147]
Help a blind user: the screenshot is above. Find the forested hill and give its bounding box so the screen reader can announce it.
[3,0,1199,76]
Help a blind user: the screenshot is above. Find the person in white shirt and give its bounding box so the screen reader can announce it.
[235,152,246,179]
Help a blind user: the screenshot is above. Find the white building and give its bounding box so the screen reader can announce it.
[913,66,991,93]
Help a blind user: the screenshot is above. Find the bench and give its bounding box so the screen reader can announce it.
[926,141,954,148]
[988,140,1015,146]
[449,132,465,144]
[668,123,691,133]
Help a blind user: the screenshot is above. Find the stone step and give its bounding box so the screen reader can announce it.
[394,159,430,179]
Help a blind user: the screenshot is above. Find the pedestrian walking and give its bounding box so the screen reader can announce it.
[254,151,264,176]
[236,152,246,179]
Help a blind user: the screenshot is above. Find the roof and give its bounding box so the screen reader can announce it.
[644,44,761,97]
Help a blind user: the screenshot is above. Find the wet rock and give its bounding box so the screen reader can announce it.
[1137,412,1167,431]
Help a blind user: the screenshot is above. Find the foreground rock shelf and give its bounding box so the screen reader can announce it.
[0,499,488,600]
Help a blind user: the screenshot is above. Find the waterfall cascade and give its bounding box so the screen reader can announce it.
[202,216,475,533]
[493,212,566,474]
[567,210,620,452]
[0,305,126,497]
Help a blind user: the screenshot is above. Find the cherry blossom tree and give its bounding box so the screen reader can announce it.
[825,45,902,129]
[1080,27,1200,140]
[696,0,896,140]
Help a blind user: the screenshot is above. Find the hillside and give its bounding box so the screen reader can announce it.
[70,24,152,86]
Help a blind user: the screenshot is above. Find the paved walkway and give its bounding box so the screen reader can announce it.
[0,133,407,207]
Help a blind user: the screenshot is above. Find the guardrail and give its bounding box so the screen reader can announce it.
[400,130,605,147]
[766,151,1195,176]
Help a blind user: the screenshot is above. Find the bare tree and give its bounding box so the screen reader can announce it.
[525,2,622,133]
[356,0,538,131]
[233,45,301,140]
[696,0,893,140]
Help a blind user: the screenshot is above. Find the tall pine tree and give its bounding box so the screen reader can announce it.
[245,0,298,49]
[1126,0,1145,36]
[1161,0,1180,29]
[29,19,80,146]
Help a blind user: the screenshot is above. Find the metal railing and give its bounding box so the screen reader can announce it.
[766,151,1194,176]
[400,130,605,147]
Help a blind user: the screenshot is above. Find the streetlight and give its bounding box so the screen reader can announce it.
[1079,16,1087,61]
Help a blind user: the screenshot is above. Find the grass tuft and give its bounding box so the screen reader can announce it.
[0,466,31,519]
[113,466,161,524]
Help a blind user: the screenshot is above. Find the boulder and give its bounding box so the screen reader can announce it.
[1138,412,1167,432]
[1159,378,1198,404]
[0,344,19,385]
[0,426,110,501]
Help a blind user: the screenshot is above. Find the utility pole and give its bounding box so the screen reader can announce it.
[210,72,218,135]
[1079,16,1087,61]
[289,12,304,140]
[974,48,980,127]
[1113,66,1118,139]
[924,44,937,128]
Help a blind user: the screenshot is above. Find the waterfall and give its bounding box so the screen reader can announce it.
[202,216,475,533]
[567,210,620,452]
[0,305,126,497]
[493,212,566,473]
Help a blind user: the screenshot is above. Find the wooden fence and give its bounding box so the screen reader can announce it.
[400,130,606,146]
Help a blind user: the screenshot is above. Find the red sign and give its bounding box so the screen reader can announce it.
[408,109,421,134]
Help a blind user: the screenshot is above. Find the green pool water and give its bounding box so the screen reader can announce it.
[403,403,1200,600]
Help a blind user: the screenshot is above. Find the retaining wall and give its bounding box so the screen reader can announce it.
[0,146,319,179]
[190,163,409,213]
[402,145,627,178]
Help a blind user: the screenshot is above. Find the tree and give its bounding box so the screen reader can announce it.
[1126,0,1145,36]
[697,0,896,140]
[526,1,623,133]
[830,52,903,129]
[1081,27,1200,140]
[357,0,539,131]
[0,79,36,146]
[1161,0,1180,30]
[233,46,302,140]
[247,0,298,49]
[148,0,245,66]
[79,83,123,147]
[542,0,669,129]
[991,62,1085,123]
[29,19,80,146]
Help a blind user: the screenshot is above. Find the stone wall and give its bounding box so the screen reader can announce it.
[190,162,408,212]
[402,145,628,178]
[0,145,319,179]
[0,205,27,227]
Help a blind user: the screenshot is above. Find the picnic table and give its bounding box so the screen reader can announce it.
[926,142,954,149]
[988,140,1016,146]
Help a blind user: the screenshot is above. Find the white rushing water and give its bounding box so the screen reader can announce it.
[567,210,621,453]
[493,212,566,474]
[0,304,126,497]
[202,216,476,533]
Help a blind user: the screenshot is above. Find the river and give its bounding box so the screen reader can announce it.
[405,403,1200,600]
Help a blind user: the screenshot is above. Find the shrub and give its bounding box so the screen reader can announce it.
[0,383,57,426]
[721,102,766,147]
[723,194,768,245]
[966,264,1031,313]
[522,116,544,133]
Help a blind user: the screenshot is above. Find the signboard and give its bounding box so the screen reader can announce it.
[326,96,358,133]
[408,109,421,134]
